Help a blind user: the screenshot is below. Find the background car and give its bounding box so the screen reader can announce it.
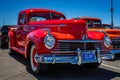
[0,25,15,48]
[102,24,113,29]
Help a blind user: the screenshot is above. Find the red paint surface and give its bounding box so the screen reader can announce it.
[87,31,104,40]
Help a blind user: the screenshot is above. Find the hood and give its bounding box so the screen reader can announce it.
[88,28,120,39]
[105,29,120,39]
[29,29,76,40]
[27,19,87,40]
[86,31,105,40]
[51,32,75,40]
[105,29,120,34]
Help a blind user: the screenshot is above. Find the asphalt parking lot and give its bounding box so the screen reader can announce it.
[0,48,120,80]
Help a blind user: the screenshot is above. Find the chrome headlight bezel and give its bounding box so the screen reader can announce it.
[103,36,111,48]
[44,35,55,49]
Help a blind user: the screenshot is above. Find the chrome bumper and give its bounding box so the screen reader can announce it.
[34,48,102,65]
[100,53,113,60]
[109,50,120,54]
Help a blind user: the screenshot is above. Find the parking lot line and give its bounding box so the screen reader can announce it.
[102,64,120,71]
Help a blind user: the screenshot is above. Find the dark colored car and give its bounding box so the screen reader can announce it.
[0,25,13,48]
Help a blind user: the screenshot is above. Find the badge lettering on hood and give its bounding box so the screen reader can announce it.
[60,24,66,27]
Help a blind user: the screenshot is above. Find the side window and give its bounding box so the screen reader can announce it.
[19,14,26,25]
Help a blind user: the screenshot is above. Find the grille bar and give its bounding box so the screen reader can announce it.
[112,40,120,49]
[52,40,102,53]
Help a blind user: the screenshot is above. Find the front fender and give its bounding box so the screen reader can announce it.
[25,29,48,58]
[86,31,105,40]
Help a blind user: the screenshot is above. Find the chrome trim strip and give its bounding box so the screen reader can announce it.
[109,50,120,54]
[97,48,102,63]
[100,53,113,60]
[77,48,81,65]
[28,24,67,27]
[51,50,103,54]
[51,51,76,54]
[111,40,120,41]
[54,49,70,50]
[52,55,56,64]
[58,40,102,43]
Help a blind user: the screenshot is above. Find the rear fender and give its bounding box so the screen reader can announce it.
[8,30,15,47]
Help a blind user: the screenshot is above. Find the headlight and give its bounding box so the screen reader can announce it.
[104,36,111,48]
[44,35,55,49]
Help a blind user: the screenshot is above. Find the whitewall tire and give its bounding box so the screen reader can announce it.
[30,45,48,74]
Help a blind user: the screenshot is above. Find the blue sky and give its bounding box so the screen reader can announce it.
[0,0,120,26]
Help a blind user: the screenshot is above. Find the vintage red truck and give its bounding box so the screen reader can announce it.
[71,17,120,59]
[8,9,111,74]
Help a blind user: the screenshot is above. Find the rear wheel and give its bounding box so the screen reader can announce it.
[0,43,3,48]
[30,44,48,74]
[0,39,5,48]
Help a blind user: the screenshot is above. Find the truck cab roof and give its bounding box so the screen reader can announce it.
[19,8,66,19]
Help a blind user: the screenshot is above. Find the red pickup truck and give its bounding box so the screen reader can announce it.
[8,9,111,74]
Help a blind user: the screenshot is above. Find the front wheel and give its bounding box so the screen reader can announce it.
[30,45,48,74]
[90,63,101,68]
[85,62,101,69]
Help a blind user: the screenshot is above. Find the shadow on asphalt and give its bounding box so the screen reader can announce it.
[9,52,120,80]
[115,54,120,60]
[0,47,8,49]
[26,65,120,80]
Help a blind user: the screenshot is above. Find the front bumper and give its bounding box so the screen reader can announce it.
[100,53,113,60]
[34,48,103,65]
[109,50,120,54]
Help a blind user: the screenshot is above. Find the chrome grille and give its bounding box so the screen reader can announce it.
[52,40,102,53]
[112,40,120,49]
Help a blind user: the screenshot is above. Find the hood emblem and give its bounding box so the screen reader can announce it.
[60,24,66,27]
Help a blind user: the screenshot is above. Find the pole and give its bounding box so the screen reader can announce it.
[3,19,5,26]
[110,0,114,27]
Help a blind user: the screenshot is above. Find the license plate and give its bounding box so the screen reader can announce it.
[82,51,96,62]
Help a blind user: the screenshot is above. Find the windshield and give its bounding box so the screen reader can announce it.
[29,12,65,22]
[87,20,102,28]
[103,25,112,29]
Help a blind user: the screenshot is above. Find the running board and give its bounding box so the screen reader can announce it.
[12,47,25,55]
